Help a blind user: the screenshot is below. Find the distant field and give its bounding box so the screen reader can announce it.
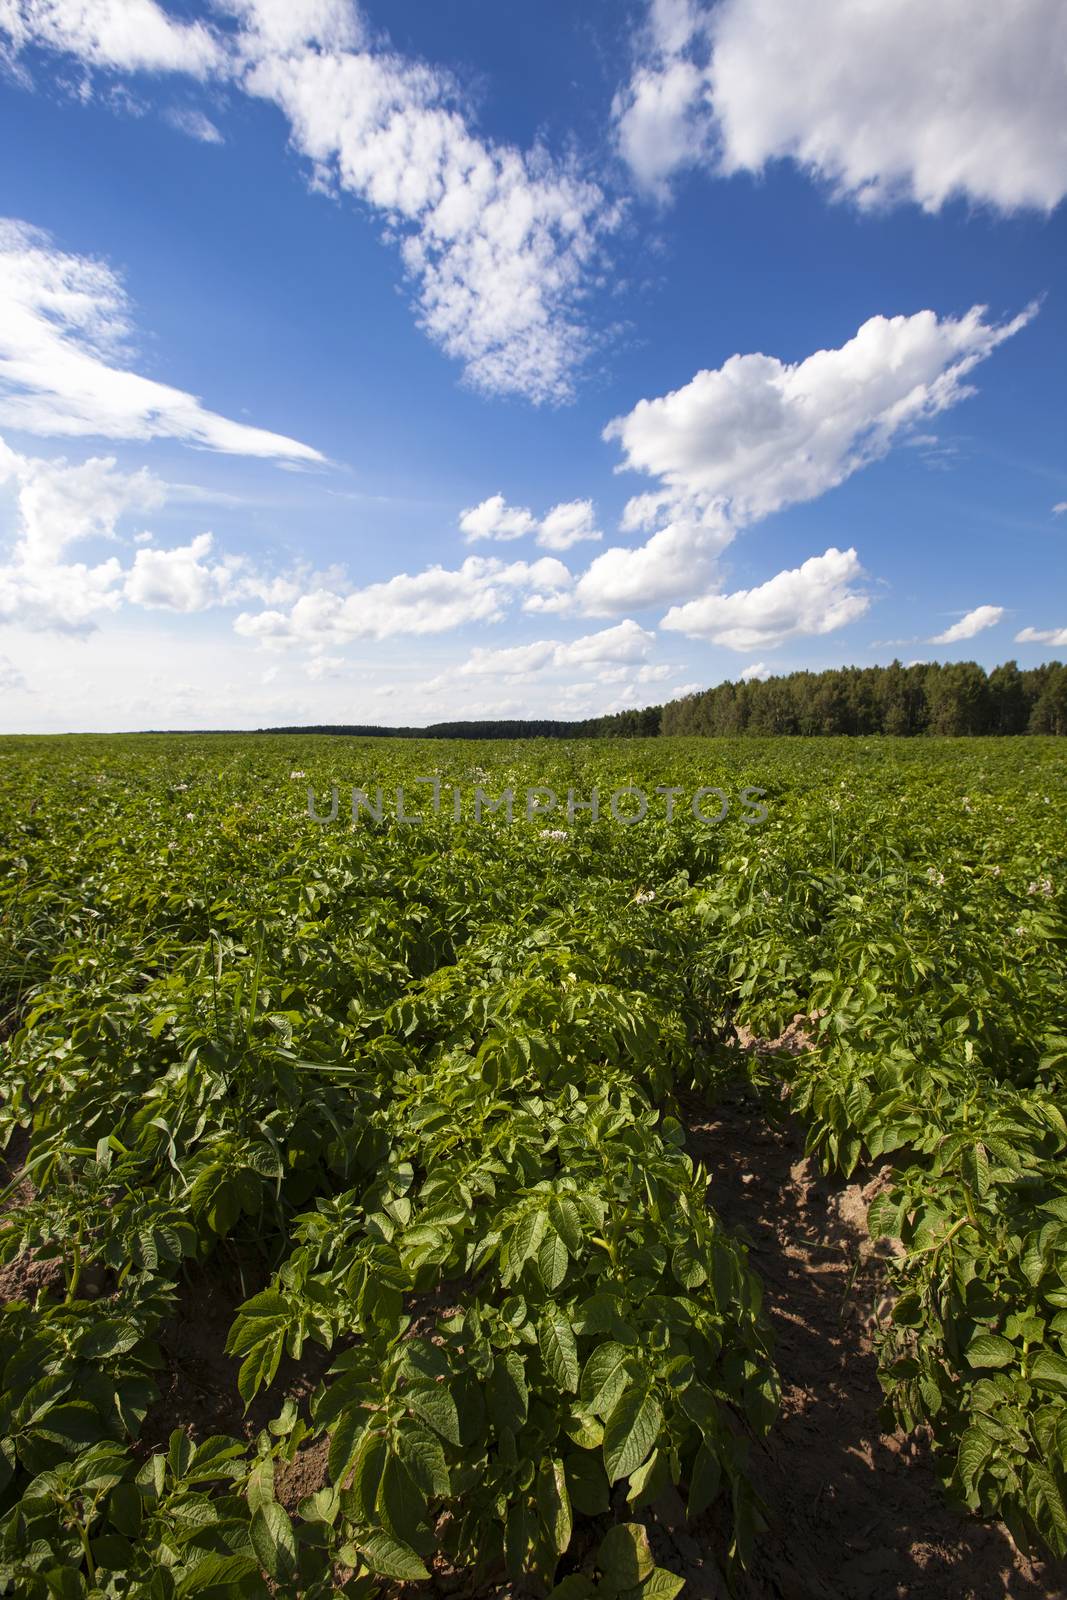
[1,734,1065,1597]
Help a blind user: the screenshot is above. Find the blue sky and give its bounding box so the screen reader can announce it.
[0,0,1065,731]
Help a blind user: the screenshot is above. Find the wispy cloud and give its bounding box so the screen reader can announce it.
[0,219,323,460]
[1,0,619,405]
[163,105,224,143]
[931,603,1004,644]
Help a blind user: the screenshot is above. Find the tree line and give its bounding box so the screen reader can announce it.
[660,659,1067,737]
[259,660,1066,740]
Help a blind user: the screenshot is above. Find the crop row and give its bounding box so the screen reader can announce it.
[0,732,1064,1590]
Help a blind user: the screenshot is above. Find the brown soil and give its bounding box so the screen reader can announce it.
[136,1251,335,1458]
[668,1082,1067,1600]
[0,1124,65,1306]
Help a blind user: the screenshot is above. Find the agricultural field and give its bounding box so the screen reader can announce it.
[0,733,1065,1600]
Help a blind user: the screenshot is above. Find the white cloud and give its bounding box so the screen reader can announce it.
[0,435,302,630]
[0,0,226,77]
[451,618,658,680]
[931,604,1004,644]
[1053,501,1067,515]
[0,440,160,629]
[122,531,295,613]
[4,450,164,562]
[455,639,557,678]
[459,493,537,543]
[574,511,730,615]
[558,618,654,668]
[613,0,712,198]
[460,492,602,550]
[234,554,573,646]
[538,499,602,551]
[1016,625,1067,647]
[0,651,25,691]
[164,106,224,143]
[225,0,363,56]
[5,3,616,403]
[739,660,769,681]
[615,0,1067,214]
[0,220,323,459]
[661,546,868,651]
[231,1,615,403]
[605,305,1034,528]
[579,303,1030,616]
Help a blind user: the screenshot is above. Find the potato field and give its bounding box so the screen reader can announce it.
[0,733,1065,1600]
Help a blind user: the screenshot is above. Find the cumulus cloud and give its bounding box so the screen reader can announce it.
[577,304,1031,616]
[0,0,226,77]
[459,493,537,543]
[931,604,1004,644]
[1016,625,1067,647]
[0,220,323,459]
[538,499,602,551]
[1054,502,1067,515]
[5,450,164,563]
[0,435,300,629]
[453,618,654,681]
[739,661,769,681]
[574,511,730,615]
[234,554,573,646]
[605,305,1034,528]
[231,0,615,403]
[593,320,982,623]
[661,546,868,651]
[460,492,602,550]
[615,0,1067,214]
[122,531,298,612]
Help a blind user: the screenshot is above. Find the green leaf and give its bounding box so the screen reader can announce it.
[627,1446,669,1509]
[246,1455,274,1516]
[488,1351,529,1433]
[379,1451,431,1556]
[540,1230,569,1292]
[580,1342,634,1418]
[329,1407,372,1488]
[1031,1463,1067,1545]
[549,1196,583,1253]
[358,1530,430,1582]
[175,1553,258,1596]
[536,1457,573,1558]
[603,1388,663,1485]
[505,1499,536,1581]
[598,1522,655,1588]
[540,1307,580,1394]
[962,1141,991,1198]
[399,1426,451,1499]
[1031,1349,1067,1389]
[957,1427,992,1492]
[511,1208,548,1269]
[250,1501,297,1581]
[547,1578,596,1600]
[407,1382,462,1446]
[638,1568,686,1600]
[686,1439,721,1518]
[966,1334,1017,1370]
